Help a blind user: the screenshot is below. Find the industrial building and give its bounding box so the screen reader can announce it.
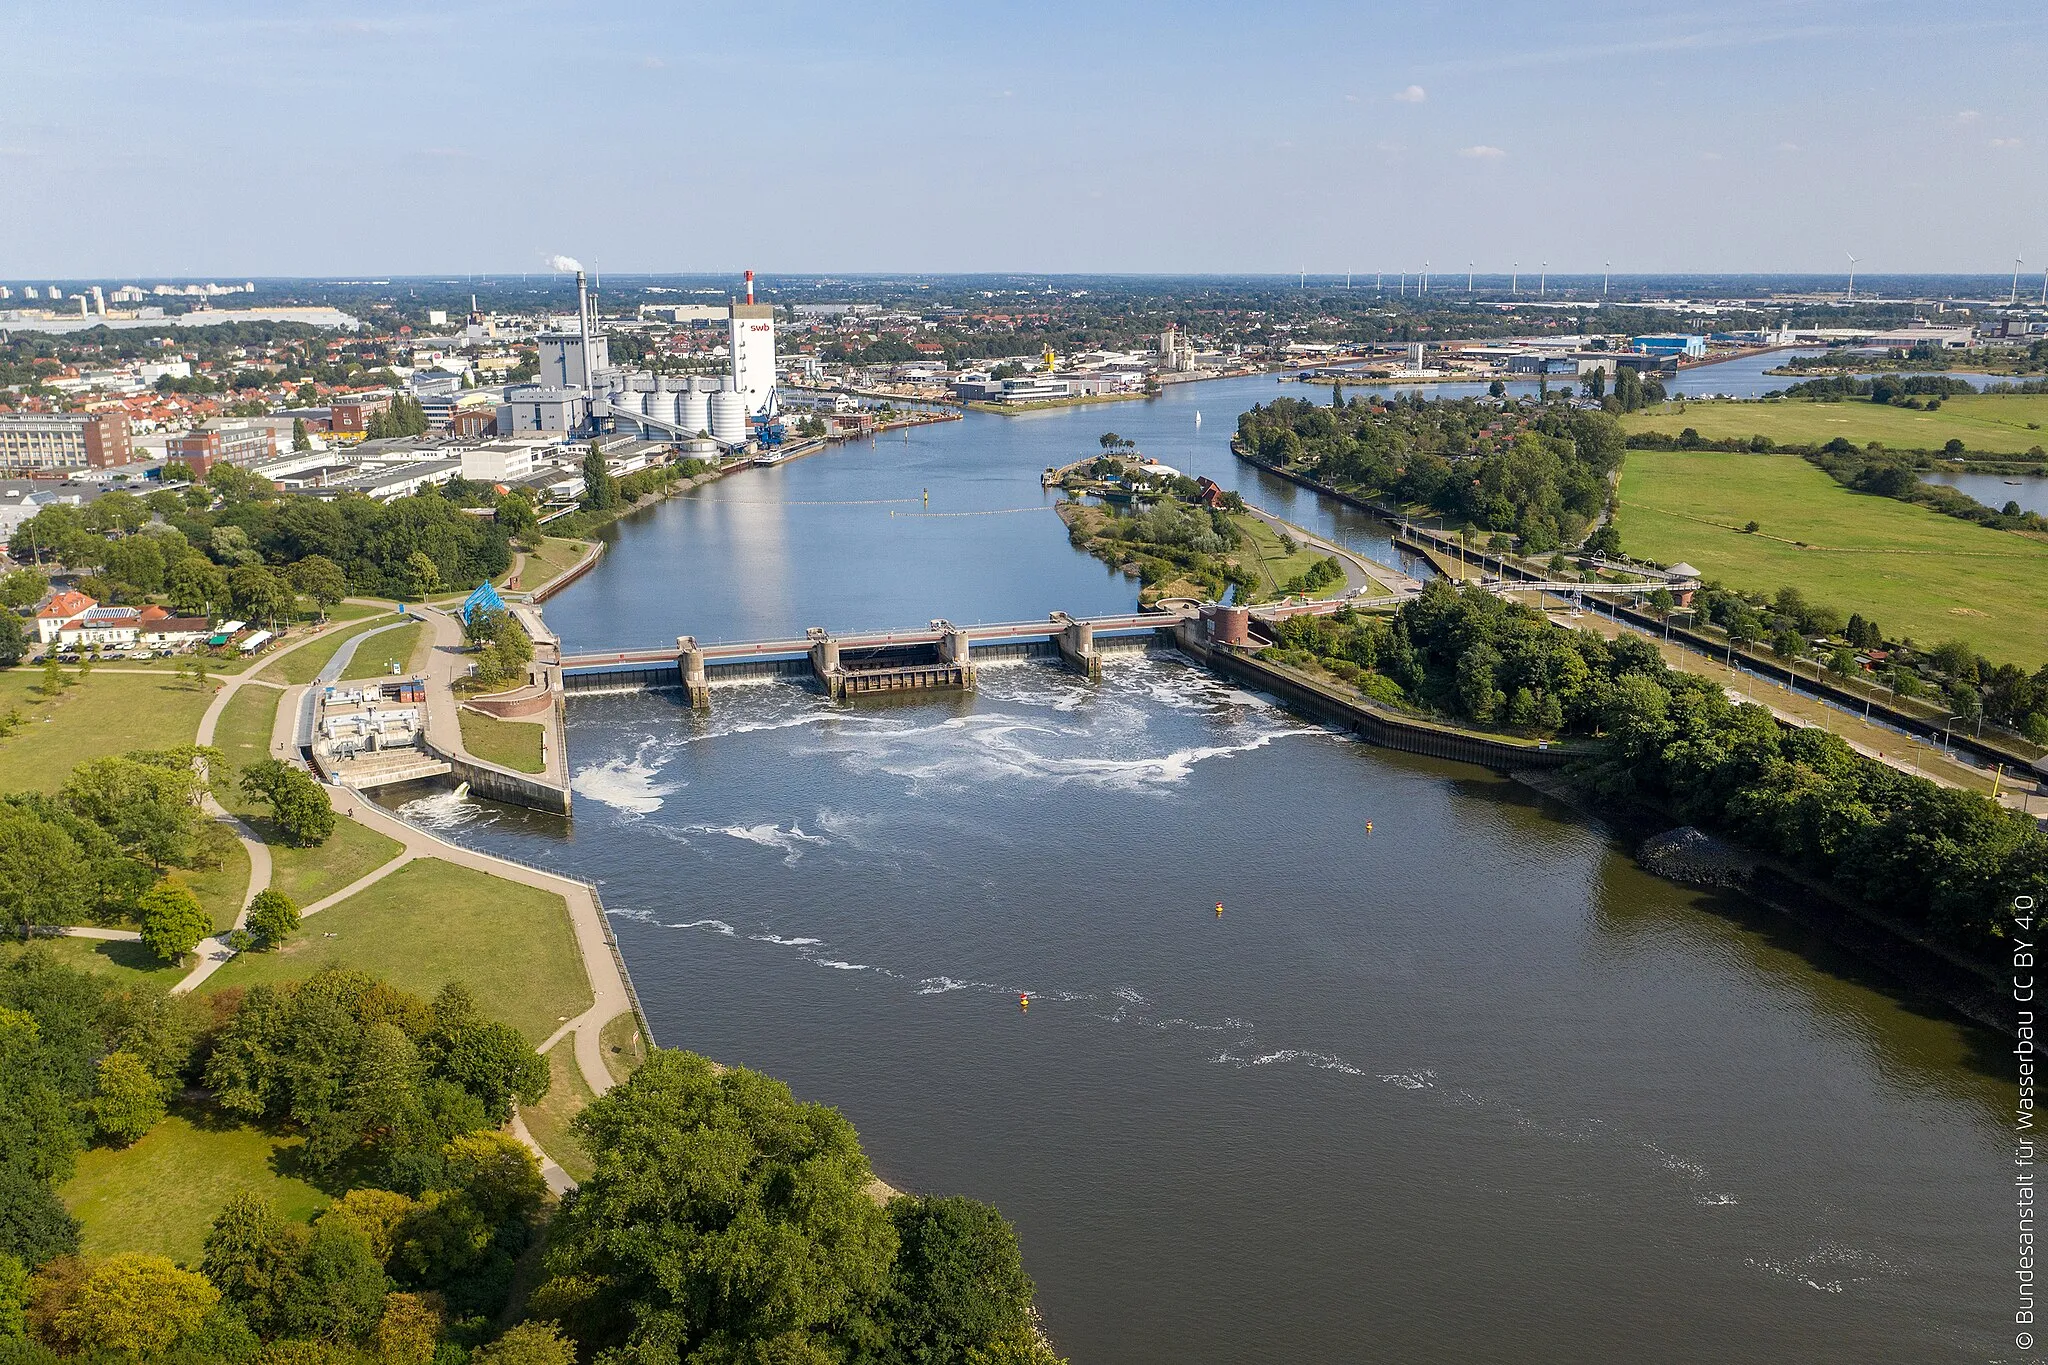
[500,266,776,448]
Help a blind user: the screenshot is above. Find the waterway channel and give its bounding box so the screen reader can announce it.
[397,370,2009,1362]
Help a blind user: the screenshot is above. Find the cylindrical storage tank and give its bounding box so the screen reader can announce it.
[677,385,710,434]
[708,389,746,444]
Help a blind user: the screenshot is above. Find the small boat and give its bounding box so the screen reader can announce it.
[2006,479,2024,485]
[1195,410,1203,426]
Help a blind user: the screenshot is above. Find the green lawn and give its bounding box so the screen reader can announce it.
[1623,392,2048,456]
[1,936,185,989]
[265,818,403,909]
[600,1010,648,1087]
[339,621,425,681]
[458,708,545,773]
[0,670,214,793]
[199,857,591,1043]
[521,1043,595,1183]
[508,537,590,594]
[211,687,284,813]
[1617,450,2048,665]
[1230,514,1350,601]
[258,615,402,685]
[61,1110,329,1263]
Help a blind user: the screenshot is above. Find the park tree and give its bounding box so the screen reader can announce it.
[293,417,312,452]
[373,1291,443,1365]
[541,1051,897,1360]
[0,616,23,670]
[85,1051,168,1145]
[0,1252,26,1340]
[405,551,441,600]
[0,570,44,609]
[581,442,618,510]
[56,1252,219,1356]
[61,754,207,870]
[137,882,210,963]
[471,1321,578,1365]
[275,1219,389,1343]
[878,1196,1040,1365]
[246,888,301,950]
[202,1193,308,1334]
[167,554,231,617]
[230,563,294,627]
[209,524,262,568]
[289,555,349,618]
[495,491,538,539]
[0,807,88,937]
[241,760,335,846]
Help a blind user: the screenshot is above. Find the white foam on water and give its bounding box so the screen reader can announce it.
[396,790,490,830]
[665,918,737,936]
[572,752,680,815]
[694,821,829,864]
[751,934,823,947]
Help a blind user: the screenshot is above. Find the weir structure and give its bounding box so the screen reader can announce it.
[564,608,1196,704]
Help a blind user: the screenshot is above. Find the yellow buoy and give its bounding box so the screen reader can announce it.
[1215,902,1224,917]
[1019,993,1029,1010]
[1365,820,1374,833]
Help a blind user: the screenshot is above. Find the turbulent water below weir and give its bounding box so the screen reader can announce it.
[390,371,2011,1361]
[406,654,2006,1363]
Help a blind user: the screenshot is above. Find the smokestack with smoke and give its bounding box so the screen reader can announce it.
[546,254,584,273]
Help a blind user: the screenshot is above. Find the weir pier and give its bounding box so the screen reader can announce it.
[569,607,1187,704]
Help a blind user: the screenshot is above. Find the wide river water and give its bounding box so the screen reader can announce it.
[399,367,2009,1362]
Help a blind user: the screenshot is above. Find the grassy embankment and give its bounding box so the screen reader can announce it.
[1616,449,2048,667]
[199,857,591,1045]
[339,620,427,680]
[1622,393,2048,456]
[520,1044,597,1183]
[0,936,184,989]
[507,536,590,594]
[458,709,545,773]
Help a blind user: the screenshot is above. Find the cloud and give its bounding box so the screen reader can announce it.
[1458,144,1506,159]
[1343,93,1358,102]
[1700,151,1723,162]
[1777,141,1799,152]
[640,56,665,70]
[1955,109,1982,123]
[1392,85,1427,103]
[1991,137,2023,148]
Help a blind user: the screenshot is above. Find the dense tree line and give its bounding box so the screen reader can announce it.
[1236,395,1625,551]
[1265,581,2047,955]
[0,953,567,1363]
[531,1050,1060,1364]
[11,466,512,605]
[1777,374,1979,402]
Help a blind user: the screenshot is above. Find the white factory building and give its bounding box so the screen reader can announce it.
[499,268,776,448]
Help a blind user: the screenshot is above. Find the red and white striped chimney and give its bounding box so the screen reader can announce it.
[745,270,755,305]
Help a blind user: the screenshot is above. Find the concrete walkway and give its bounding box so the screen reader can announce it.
[410,603,570,790]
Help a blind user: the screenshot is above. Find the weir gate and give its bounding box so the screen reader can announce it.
[557,608,1200,705]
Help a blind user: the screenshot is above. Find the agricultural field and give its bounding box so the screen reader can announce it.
[1622,392,2048,456]
[1616,449,2048,665]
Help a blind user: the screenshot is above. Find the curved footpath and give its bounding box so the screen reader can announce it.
[42,608,626,1193]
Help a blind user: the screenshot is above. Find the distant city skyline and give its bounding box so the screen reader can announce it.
[3,0,2043,278]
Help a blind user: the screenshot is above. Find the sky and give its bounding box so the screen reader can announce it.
[3,0,2044,278]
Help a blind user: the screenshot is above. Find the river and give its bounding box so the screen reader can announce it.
[398,373,2010,1362]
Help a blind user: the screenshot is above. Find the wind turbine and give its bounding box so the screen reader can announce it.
[2013,255,2026,305]
[1603,261,1610,296]
[1846,253,1858,301]
[1512,262,1519,295]
[1539,261,1547,297]
[1423,261,1430,294]
[2041,264,2047,306]
[1467,262,1474,293]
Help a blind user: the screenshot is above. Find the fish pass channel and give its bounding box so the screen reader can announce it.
[390,370,2010,1363]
